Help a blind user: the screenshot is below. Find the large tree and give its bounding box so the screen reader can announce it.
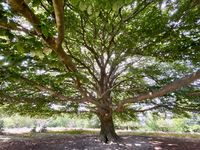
[0,0,200,142]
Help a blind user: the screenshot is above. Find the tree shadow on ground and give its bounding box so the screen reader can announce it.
[0,135,199,150]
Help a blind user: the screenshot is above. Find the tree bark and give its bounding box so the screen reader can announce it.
[97,109,121,143]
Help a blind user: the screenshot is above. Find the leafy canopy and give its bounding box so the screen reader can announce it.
[0,0,199,119]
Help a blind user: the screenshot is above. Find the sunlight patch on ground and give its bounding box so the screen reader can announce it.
[134,143,142,146]
[150,140,164,150]
[126,143,132,146]
[168,143,178,146]
[150,140,163,145]
[140,141,146,143]
[154,146,163,150]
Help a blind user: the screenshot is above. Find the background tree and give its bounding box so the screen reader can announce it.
[0,0,200,143]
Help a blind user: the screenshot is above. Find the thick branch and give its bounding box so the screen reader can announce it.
[7,0,42,35]
[6,0,94,102]
[53,109,97,114]
[0,21,36,35]
[176,106,200,112]
[124,103,199,113]
[117,69,200,110]
[52,0,65,48]
[132,105,162,112]
[188,91,200,97]
[7,0,76,72]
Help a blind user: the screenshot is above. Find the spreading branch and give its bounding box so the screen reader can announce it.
[52,0,65,48]
[7,0,42,35]
[66,45,99,83]
[132,105,163,113]
[6,0,95,103]
[0,91,98,114]
[7,0,76,72]
[122,0,154,23]
[188,91,200,97]
[0,91,63,103]
[0,21,37,35]
[0,68,85,103]
[117,69,200,111]
[125,103,199,113]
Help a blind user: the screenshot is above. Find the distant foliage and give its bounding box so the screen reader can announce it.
[3,115,35,128]
[0,0,199,122]
[47,115,100,128]
[145,114,200,133]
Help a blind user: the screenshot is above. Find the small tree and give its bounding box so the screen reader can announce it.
[0,0,200,143]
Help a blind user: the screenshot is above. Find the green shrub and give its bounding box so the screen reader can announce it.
[145,117,173,132]
[185,125,200,133]
[87,116,100,128]
[3,115,35,128]
[47,116,72,127]
[47,115,100,128]
[170,118,188,132]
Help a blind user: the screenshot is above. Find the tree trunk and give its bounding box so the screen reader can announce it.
[97,110,121,143]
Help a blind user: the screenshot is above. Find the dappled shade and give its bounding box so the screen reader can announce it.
[0,134,200,150]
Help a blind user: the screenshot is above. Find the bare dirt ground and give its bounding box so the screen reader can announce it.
[0,134,200,150]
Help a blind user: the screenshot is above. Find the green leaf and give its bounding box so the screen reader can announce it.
[43,48,52,55]
[0,36,8,41]
[30,51,36,57]
[79,1,87,11]
[16,43,24,53]
[87,5,93,15]
[31,50,44,59]
[112,0,124,12]
[41,25,49,38]
[69,0,79,6]
[32,0,41,7]
[24,0,31,4]
[125,0,132,4]
[36,51,45,60]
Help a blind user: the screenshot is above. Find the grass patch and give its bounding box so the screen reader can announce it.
[48,129,99,135]
[118,131,200,139]
[10,129,99,139]
[4,129,200,140]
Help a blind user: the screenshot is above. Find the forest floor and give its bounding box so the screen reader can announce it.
[0,130,200,150]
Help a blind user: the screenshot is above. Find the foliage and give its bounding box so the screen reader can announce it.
[0,0,200,136]
[47,115,100,128]
[1,113,199,133]
[0,113,100,129]
[3,115,35,128]
[146,117,173,132]
[144,113,200,133]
